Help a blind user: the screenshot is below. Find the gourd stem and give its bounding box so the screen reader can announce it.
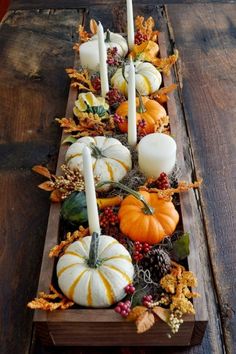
[88,232,99,268]
[105,29,111,43]
[137,92,146,113]
[90,143,103,158]
[96,181,154,215]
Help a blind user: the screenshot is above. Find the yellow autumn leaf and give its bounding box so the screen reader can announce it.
[136,310,155,334]
[152,306,170,323]
[126,306,147,322]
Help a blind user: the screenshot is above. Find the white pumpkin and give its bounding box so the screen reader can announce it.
[111,61,162,96]
[79,31,128,71]
[65,136,132,190]
[57,233,134,307]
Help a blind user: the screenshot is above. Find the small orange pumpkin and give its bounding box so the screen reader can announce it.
[116,96,167,134]
[118,190,179,244]
[96,181,179,245]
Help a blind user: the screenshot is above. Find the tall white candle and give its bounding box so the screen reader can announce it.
[97,22,109,97]
[138,133,177,177]
[128,59,137,146]
[82,146,101,235]
[127,0,135,50]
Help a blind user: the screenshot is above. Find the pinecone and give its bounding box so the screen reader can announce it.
[141,248,171,282]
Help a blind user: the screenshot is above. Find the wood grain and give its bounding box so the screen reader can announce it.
[9,0,235,11]
[0,8,83,354]
[166,4,236,353]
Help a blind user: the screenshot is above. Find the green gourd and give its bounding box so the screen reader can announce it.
[61,192,88,225]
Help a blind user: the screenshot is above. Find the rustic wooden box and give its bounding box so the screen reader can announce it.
[33,33,208,346]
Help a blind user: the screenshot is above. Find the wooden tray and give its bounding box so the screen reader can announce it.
[33,32,208,346]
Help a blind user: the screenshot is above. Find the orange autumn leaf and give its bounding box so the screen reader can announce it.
[130,40,159,61]
[38,181,54,192]
[127,306,147,322]
[151,84,177,104]
[32,165,51,179]
[135,16,159,41]
[50,189,63,203]
[136,310,155,334]
[152,306,170,323]
[90,19,98,34]
[78,24,91,42]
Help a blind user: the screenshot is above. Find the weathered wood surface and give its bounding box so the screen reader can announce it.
[0,2,235,354]
[0,8,82,354]
[9,0,236,11]
[166,4,236,354]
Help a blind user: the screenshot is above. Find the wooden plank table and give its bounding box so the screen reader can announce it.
[0,2,235,353]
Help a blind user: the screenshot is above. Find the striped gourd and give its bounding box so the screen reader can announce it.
[111,61,162,96]
[65,136,132,191]
[57,233,134,308]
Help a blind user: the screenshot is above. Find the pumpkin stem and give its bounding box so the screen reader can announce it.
[87,232,100,268]
[90,143,103,159]
[105,29,111,43]
[137,92,146,113]
[96,181,154,215]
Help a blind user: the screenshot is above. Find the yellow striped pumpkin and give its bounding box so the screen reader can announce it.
[65,136,132,191]
[111,61,162,96]
[57,233,134,307]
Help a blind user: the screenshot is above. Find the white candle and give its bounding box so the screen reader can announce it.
[127,0,135,50]
[97,22,109,97]
[128,59,137,146]
[138,133,177,177]
[82,147,101,235]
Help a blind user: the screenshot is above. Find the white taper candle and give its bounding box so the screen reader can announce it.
[97,22,109,97]
[128,59,137,146]
[127,0,135,50]
[82,146,101,235]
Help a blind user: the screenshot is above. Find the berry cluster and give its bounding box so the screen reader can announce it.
[106,89,126,107]
[133,241,152,262]
[142,295,153,307]
[91,76,101,92]
[114,300,131,317]
[107,47,120,66]
[147,172,170,190]
[124,283,136,295]
[113,112,124,124]
[156,172,170,189]
[135,30,148,45]
[99,207,119,228]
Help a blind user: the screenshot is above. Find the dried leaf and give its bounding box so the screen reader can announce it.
[136,310,155,334]
[32,165,51,179]
[49,227,89,258]
[38,181,54,192]
[135,16,159,41]
[152,306,170,323]
[50,189,62,203]
[90,19,98,34]
[78,24,91,42]
[150,84,177,104]
[66,68,96,92]
[27,284,74,311]
[152,50,179,76]
[127,306,147,322]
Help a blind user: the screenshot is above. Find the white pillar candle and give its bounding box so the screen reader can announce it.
[79,41,99,71]
[97,22,109,97]
[128,59,137,146]
[127,0,134,50]
[82,146,101,235]
[138,133,177,178]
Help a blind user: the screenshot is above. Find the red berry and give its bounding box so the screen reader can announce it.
[115,306,121,313]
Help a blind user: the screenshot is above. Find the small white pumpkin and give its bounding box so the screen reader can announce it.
[57,233,134,307]
[80,31,128,71]
[65,136,132,190]
[111,61,162,96]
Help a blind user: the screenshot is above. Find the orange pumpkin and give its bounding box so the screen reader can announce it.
[118,190,179,244]
[116,96,167,134]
